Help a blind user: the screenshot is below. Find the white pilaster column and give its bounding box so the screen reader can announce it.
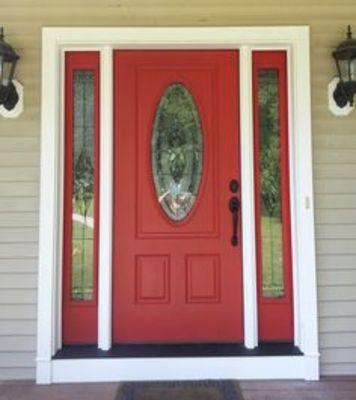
[240,46,258,349]
[98,46,113,350]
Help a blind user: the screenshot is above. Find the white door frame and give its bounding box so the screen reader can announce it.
[37,26,318,383]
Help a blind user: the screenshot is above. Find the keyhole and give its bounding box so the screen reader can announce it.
[229,179,239,193]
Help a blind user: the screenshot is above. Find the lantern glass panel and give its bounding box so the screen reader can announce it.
[1,60,15,87]
[0,54,3,84]
[351,57,356,80]
[338,58,350,82]
[2,61,16,86]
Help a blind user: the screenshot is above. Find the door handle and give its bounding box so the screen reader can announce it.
[229,196,240,246]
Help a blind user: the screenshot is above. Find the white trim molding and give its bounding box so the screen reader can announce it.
[37,26,319,384]
[51,355,311,383]
[98,46,113,351]
[240,45,258,349]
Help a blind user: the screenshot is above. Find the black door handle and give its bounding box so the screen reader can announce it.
[229,197,240,246]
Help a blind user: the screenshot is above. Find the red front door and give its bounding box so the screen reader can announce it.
[113,50,242,343]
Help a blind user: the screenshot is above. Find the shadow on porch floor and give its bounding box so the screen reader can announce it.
[1,376,356,400]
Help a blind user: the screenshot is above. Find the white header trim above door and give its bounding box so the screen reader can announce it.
[37,26,318,383]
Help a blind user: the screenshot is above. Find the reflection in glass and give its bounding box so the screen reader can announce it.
[71,70,95,301]
[151,83,203,221]
[258,70,284,298]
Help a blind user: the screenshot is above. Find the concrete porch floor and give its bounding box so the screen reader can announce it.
[1,377,356,400]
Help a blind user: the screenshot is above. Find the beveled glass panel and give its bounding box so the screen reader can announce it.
[71,70,95,301]
[258,69,284,298]
[151,83,203,221]
[0,60,13,86]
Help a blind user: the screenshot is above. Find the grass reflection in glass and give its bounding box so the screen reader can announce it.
[261,216,284,297]
[71,219,94,300]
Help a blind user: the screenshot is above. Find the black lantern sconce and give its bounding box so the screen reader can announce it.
[332,25,356,108]
[0,27,20,111]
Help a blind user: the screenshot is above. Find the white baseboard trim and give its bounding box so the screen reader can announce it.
[48,355,319,383]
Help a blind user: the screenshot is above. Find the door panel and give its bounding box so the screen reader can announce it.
[113,50,242,343]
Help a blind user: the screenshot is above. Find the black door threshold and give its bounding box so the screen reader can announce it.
[53,342,303,359]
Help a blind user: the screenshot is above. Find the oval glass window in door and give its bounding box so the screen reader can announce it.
[151,83,203,221]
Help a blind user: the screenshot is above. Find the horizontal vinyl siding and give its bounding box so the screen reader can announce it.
[0,0,356,379]
[0,62,39,381]
[314,125,356,373]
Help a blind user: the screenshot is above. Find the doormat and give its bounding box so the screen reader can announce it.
[116,380,242,400]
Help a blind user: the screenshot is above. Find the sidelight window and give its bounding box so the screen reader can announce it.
[62,52,100,344]
[253,51,294,341]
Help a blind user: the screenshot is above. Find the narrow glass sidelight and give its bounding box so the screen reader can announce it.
[257,69,284,298]
[71,70,95,301]
[151,83,203,221]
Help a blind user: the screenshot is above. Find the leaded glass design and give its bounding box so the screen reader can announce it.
[71,70,95,301]
[258,69,284,298]
[151,83,203,221]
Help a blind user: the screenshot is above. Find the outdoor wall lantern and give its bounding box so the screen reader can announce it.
[0,27,23,118]
[332,25,356,108]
